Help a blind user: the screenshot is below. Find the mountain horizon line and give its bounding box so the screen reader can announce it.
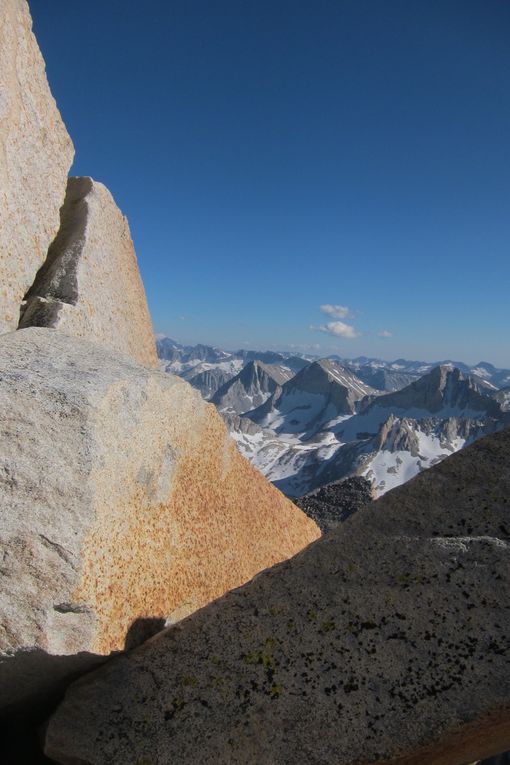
[156,335,510,377]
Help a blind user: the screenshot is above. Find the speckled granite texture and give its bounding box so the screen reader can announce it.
[19,177,158,368]
[0,0,73,334]
[46,426,510,764]
[0,328,318,717]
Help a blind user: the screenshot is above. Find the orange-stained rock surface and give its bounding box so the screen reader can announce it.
[0,0,74,334]
[0,328,319,715]
[45,425,510,765]
[76,361,320,653]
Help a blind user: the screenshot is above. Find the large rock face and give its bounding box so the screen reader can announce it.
[19,177,158,367]
[46,426,510,765]
[0,0,74,334]
[0,328,319,716]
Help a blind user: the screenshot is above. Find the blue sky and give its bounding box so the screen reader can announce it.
[30,0,510,365]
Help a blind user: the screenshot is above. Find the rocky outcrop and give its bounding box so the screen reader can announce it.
[46,426,510,765]
[0,328,319,718]
[367,365,500,416]
[0,2,154,368]
[212,360,294,414]
[19,177,157,367]
[0,0,74,334]
[296,475,373,533]
[188,366,236,400]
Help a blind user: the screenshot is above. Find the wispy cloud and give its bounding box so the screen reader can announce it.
[378,329,393,338]
[311,321,360,339]
[290,342,321,351]
[320,304,353,319]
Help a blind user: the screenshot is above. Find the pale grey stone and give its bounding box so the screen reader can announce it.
[0,0,74,334]
[19,177,158,368]
[0,328,319,717]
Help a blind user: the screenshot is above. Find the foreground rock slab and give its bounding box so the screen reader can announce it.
[46,427,510,765]
[0,328,318,716]
[19,177,158,367]
[0,0,74,334]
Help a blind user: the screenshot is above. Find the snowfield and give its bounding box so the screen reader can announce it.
[158,339,509,499]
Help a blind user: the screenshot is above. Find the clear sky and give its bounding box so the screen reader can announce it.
[30,0,510,366]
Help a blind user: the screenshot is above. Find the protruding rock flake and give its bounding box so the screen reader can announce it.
[19,177,158,368]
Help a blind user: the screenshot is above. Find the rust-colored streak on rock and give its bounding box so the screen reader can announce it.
[0,329,318,714]
[75,399,319,654]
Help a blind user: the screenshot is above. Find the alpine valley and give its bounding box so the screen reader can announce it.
[157,338,510,499]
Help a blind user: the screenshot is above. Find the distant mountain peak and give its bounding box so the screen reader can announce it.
[156,339,509,500]
[369,364,500,416]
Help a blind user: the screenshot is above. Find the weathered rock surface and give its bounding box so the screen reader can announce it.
[46,426,510,765]
[296,475,373,533]
[0,328,319,717]
[0,0,74,334]
[19,177,157,367]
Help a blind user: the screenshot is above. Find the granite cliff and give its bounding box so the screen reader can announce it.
[0,0,319,733]
[0,0,73,334]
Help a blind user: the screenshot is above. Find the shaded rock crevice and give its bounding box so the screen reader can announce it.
[19,177,93,328]
[17,175,158,368]
[0,0,74,334]
[38,534,76,568]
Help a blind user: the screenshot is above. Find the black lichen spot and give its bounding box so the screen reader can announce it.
[360,620,378,630]
[164,697,186,721]
[344,679,359,694]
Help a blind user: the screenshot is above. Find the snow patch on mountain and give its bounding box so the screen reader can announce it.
[158,338,510,499]
[361,428,466,495]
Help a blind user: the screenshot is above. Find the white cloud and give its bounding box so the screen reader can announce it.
[311,321,360,339]
[378,329,393,338]
[320,304,353,319]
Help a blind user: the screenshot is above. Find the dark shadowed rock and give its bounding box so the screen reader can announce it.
[46,427,510,765]
[296,475,373,533]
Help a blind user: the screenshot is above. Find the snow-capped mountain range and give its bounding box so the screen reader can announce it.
[157,338,510,498]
